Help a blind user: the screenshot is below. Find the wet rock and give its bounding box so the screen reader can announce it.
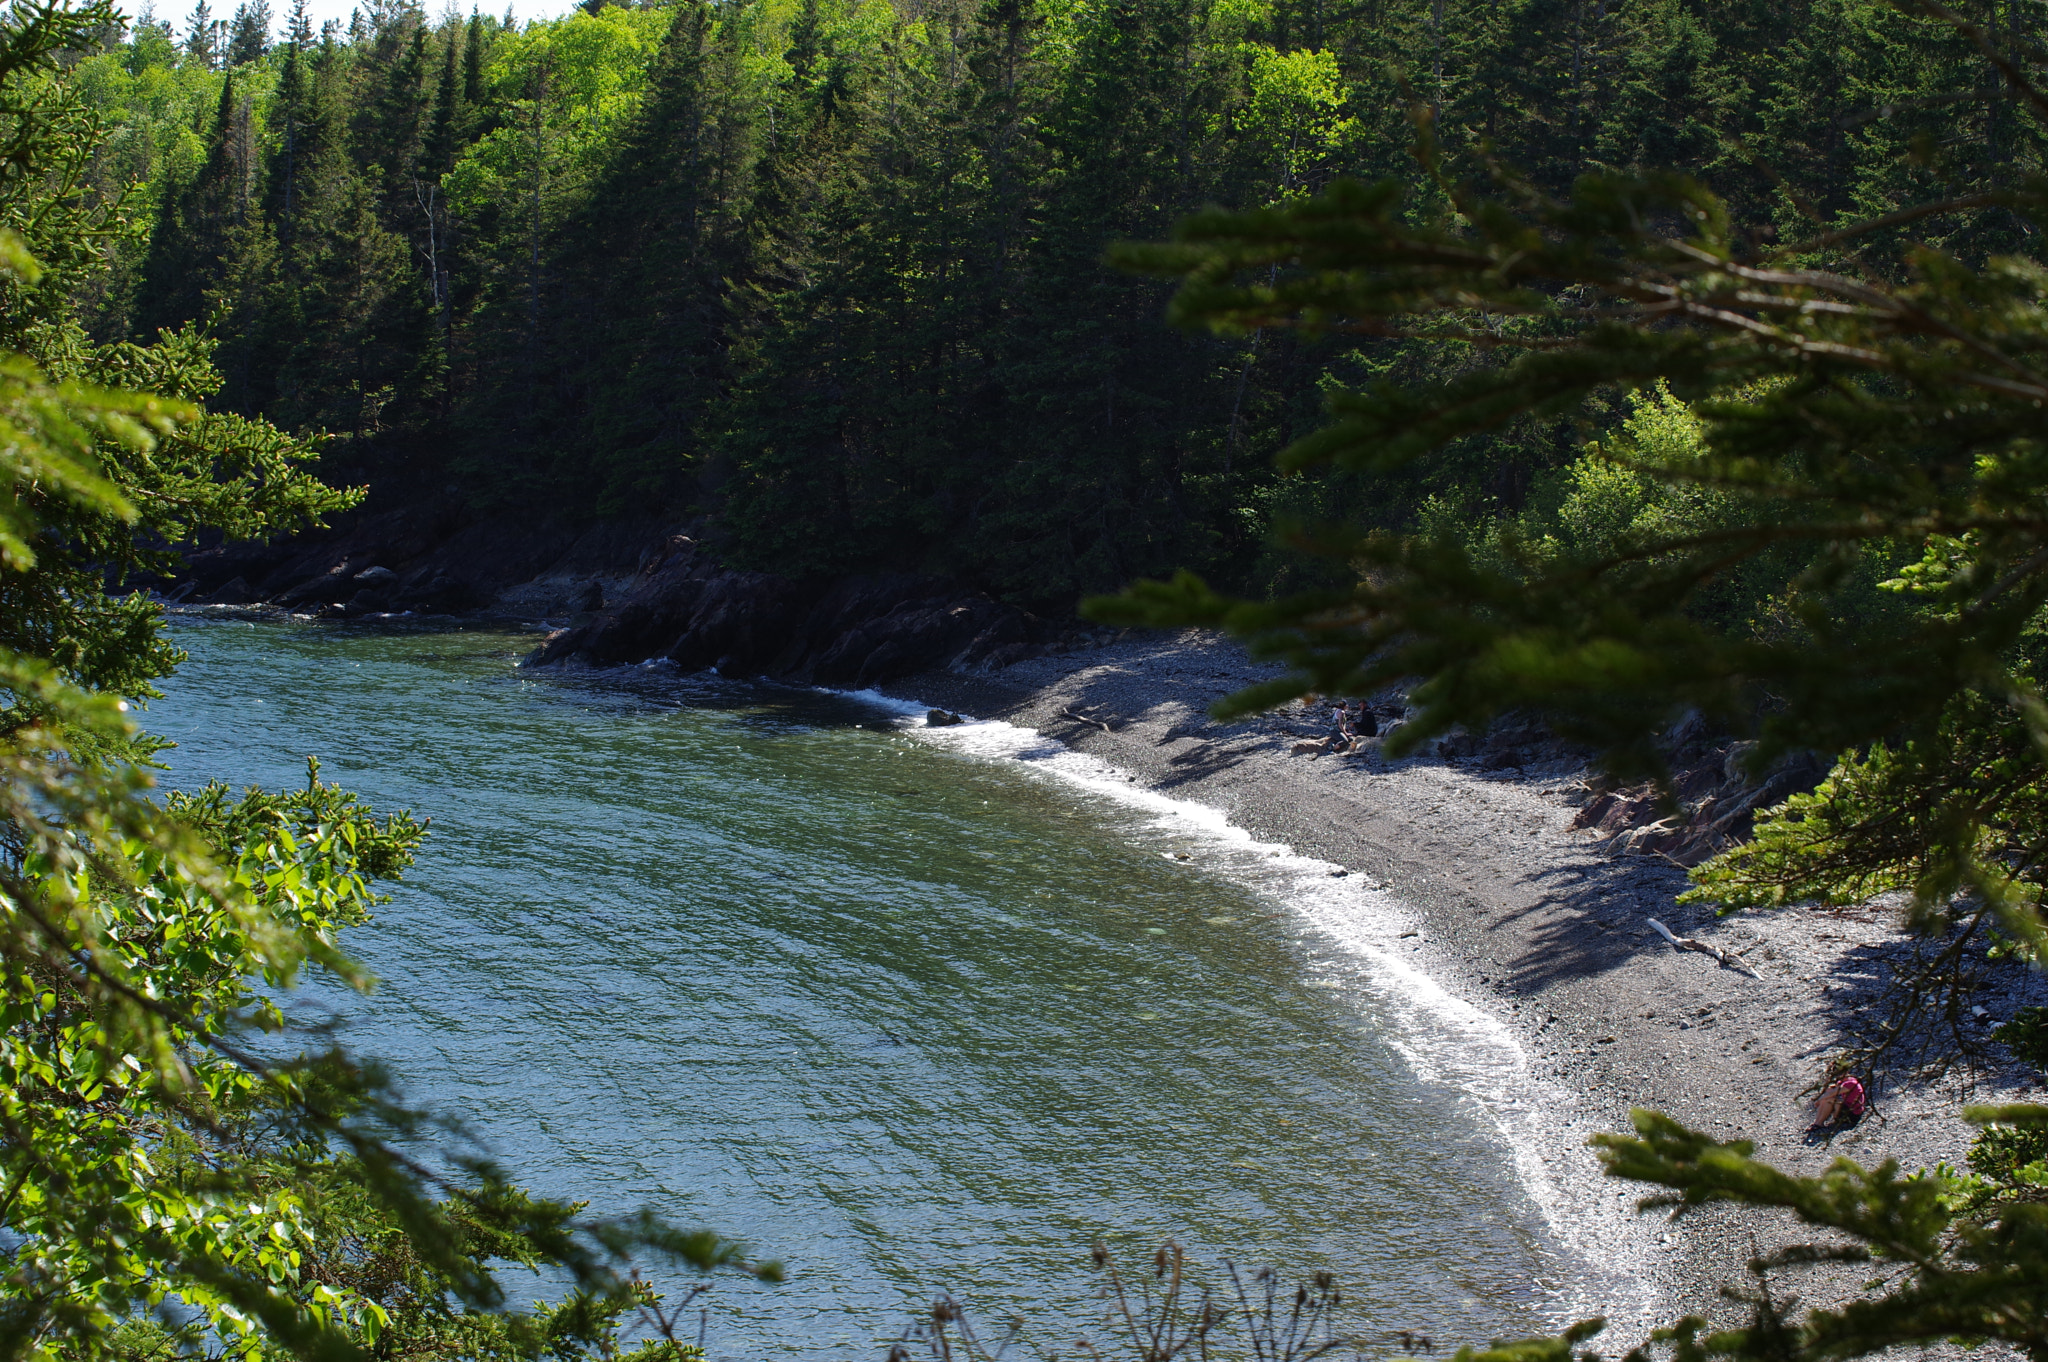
[163,495,668,620]
[529,544,1039,687]
[926,710,963,727]
[353,565,398,587]
[276,563,360,607]
[201,576,255,605]
[954,613,1028,671]
[396,567,479,613]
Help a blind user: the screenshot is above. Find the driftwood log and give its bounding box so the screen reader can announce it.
[1647,917,1761,977]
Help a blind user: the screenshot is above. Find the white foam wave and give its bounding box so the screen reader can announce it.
[860,702,1663,1332]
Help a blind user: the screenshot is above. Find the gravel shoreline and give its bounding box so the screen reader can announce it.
[879,629,2043,1347]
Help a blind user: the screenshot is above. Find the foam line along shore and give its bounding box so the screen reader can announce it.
[873,629,2025,1341]
[844,688,1668,1332]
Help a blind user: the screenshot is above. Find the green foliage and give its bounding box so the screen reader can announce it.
[84,0,2048,602]
[1580,1106,2048,1362]
[1996,1005,2048,1070]
[1686,696,2048,920]
[1951,1110,2048,1213]
[1098,47,2048,789]
[1408,382,1864,639]
[1088,12,2048,1362]
[49,8,2048,1360]
[1084,0,2048,1102]
[0,6,769,1358]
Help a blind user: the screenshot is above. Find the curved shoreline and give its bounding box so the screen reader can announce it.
[876,629,2026,1343]
[855,686,1666,1332]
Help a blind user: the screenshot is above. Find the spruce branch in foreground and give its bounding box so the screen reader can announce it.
[0,6,775,1358]
[1098,5,2048,1068]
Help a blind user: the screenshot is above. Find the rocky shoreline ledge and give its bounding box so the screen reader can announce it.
[867,631,2044,1342]
[166,514,1129,687]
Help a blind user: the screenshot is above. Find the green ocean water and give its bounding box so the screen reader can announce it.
[150,616,1618,1359]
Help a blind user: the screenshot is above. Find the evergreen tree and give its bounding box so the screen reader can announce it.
[426,13,464,173]
[181,0,217,68]
[367,24,430,188]
[552,0,746,509]
[225,0,269,65]
[42,4,2048,1353]
[0,9,775,1352]
[136,72,244,334]
[266,38,307,264]
[76,0,2048,600]
[277,99,418,441]
[462,7,487,108]
[121,2,177,72]
[1099,32,2048,953]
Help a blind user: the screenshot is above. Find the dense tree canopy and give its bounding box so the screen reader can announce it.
[1081,8,2048,1361]
[81,0,2048,607]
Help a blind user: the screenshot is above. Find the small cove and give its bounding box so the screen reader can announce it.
[153,617,1618,1359]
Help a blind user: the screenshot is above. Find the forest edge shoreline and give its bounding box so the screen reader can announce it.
[862,634,2046,1347]
[167,583,2045,1346]
[159,512,2048,1345]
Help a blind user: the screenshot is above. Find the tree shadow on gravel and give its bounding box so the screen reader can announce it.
[1487,856,1716,994]
[1812,931,2048,1095]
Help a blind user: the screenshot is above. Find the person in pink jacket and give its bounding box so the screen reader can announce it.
[1809,1063,1868,1131]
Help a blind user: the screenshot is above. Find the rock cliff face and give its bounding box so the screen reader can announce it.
[166,500,665,618]
[162,502,1069,686]
[525,538,1041,686]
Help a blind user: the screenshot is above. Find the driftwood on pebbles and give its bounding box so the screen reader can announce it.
[1648,917,1761,977]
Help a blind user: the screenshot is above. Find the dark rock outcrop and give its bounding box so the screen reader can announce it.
[1563,745,1829,866]
[200,576,255,604]
[527,538,1041,687]
[163,501,1105,685]
[168,498,665,617]
[1401,705,1830,866]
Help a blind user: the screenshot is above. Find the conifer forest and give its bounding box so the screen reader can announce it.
[13,0,2048,1356]
[81,0,2048,604]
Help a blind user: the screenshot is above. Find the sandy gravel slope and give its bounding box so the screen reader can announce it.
[882,629,2045,1344]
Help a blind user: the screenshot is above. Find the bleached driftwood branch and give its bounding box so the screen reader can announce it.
[1647,917,1761,977]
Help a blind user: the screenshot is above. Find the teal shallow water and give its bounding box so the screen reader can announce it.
[152,618,1594,1358]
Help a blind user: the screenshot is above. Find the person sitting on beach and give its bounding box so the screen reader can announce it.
[1334,701,1367,754]
[1808,1063,1867,1132]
